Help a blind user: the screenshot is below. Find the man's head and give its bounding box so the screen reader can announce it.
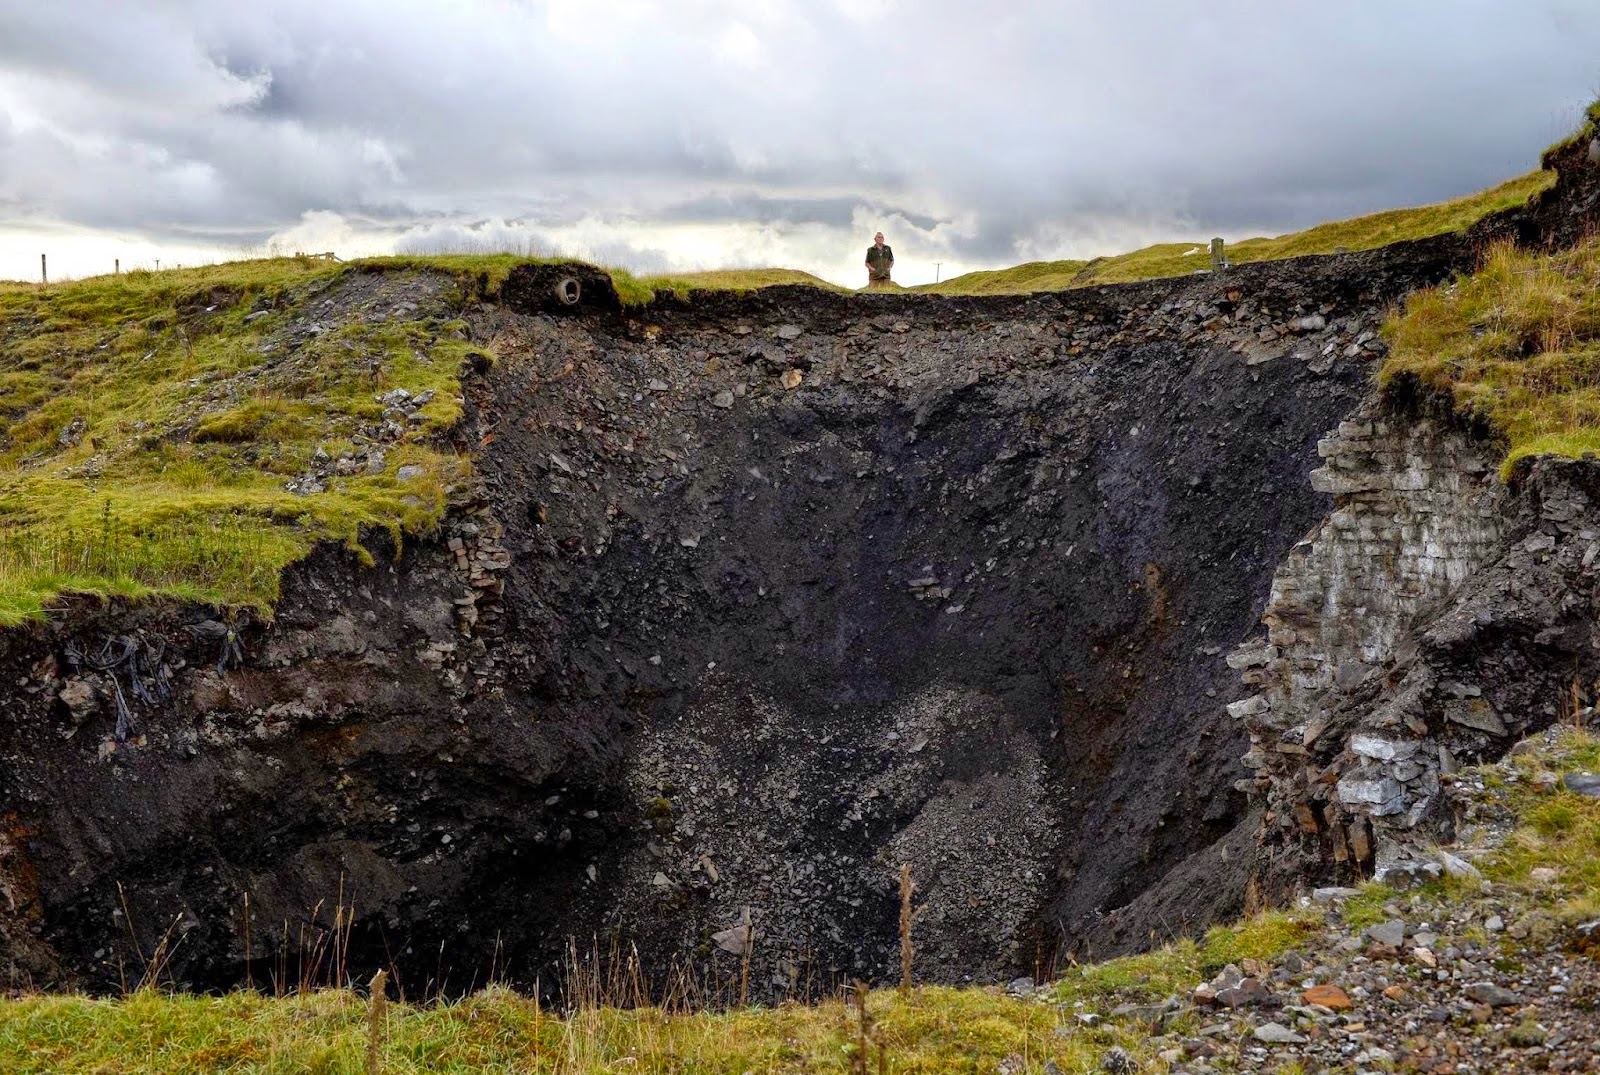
[874,232,885,245]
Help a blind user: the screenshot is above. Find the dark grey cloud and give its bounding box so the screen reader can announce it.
[1,0,1598,283]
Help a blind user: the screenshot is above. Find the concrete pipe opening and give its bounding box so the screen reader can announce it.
[554,277,582,306]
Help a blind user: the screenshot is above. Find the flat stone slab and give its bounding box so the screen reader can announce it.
[1464,982,1523,1007]
[1563,773,1600,797]
[1253,1022,1308,1044]
[1364,920,1408,948]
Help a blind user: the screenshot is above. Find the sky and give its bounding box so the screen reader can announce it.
[1,1,1598,287]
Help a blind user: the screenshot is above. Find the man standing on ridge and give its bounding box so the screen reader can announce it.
[865,231,894,288]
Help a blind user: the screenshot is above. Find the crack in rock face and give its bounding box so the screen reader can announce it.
[0,248,1472,997]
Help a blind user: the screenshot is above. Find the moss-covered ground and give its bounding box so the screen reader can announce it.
[0,258,495,626]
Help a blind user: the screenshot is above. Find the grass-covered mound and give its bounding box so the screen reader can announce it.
[636,267,849,298]
[0,258,502,626]
[910,259,1094,297]
[1381,236,1600,474]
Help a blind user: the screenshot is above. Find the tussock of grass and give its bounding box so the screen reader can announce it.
[1380,237,1600,475]
[1333,882,1399,933]
[1485,728,1600,922]
[1051,909,1319,1006]
[0,985,1152,1075]
[914,170,1551,296]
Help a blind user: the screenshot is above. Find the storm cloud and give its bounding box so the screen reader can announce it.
[2,0,1598,284]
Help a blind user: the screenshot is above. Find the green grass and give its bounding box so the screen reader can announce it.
[913,259,1092,296]
[0,984,1151,1075]
[1481,728,1600,926]
[1333,882,1398,933]
[0,257,491,625]
[913,170,1553,296]
[1050,908,1319,1006]
[1380,237,1600,475]
[634,267,849,299]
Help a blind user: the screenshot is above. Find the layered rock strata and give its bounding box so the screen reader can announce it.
[1234,409,1600,881]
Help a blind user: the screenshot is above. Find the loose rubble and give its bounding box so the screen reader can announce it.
[1046,724,1600,1073]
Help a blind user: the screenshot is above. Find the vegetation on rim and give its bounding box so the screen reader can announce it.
[911,169,1553,295]
[1380,236,1600,474]
[0,257,482,626]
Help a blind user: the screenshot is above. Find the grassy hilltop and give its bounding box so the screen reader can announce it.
[0,258,470,626]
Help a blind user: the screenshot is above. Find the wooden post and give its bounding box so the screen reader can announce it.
[40,253,47,286]
[898,863,915,996]
[1209,238,1226,272]
[114,258,120,275]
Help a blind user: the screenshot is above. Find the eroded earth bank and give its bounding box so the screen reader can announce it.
[3,144,1599,998]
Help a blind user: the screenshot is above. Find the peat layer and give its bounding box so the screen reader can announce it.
[2,142,1597,998]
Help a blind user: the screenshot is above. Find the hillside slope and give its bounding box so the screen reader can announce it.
[913,169,1553,295]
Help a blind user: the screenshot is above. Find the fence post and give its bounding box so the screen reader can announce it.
[115,258,120,275]
[40,253,47,286]
[1209,238,1226,272]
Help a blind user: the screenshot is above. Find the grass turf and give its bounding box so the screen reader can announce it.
[0,257,491,626]
[0,984,1149,1075]
[1380,236,1600,475]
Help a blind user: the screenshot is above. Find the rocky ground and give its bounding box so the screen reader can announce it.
[1033,723,1600,1073]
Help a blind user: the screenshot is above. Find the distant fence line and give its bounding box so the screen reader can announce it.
[28,248,344,286]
